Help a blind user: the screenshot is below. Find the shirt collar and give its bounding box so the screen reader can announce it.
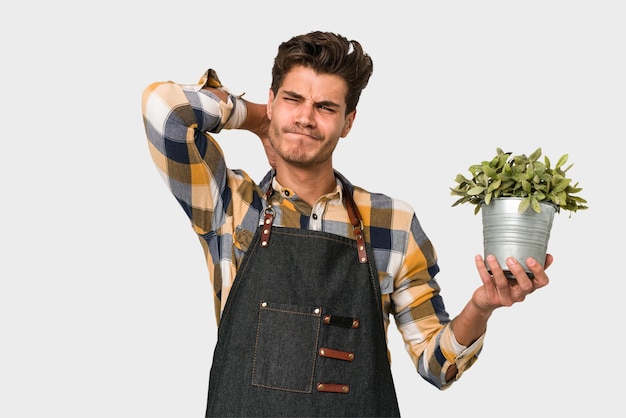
[260,169,345,204]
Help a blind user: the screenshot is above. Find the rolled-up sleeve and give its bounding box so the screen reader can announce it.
[392,215,485,390]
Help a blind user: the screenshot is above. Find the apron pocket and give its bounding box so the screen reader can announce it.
[251,301,322,393]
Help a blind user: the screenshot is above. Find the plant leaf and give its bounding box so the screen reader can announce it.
[555,154,569,169]
[530,196,542,213]
[528,148,542,162]
[518,197,531,213]
[468,186,486,195]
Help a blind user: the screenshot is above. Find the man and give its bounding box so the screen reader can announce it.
[141,31,551,417]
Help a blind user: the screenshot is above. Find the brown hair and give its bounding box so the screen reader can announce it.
[271,31,373,115]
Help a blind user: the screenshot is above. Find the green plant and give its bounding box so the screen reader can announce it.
[450,147,588,216]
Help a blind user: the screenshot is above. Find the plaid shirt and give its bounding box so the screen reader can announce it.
[141,69,484,389]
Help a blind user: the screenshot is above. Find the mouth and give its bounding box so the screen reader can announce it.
[284,129,320,141]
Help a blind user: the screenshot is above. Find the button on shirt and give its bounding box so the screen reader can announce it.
[141,69,485,389]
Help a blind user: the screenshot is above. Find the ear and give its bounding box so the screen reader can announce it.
[340,110,356,138]
[267,89,275,120]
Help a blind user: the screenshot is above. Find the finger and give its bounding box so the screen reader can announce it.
[506,257,534,292]
[484,255,514,300]
[526,257,550,288]
[544,253,554,270]
[475,254,497,296]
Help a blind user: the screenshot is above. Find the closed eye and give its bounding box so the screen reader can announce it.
[317,104,336,114]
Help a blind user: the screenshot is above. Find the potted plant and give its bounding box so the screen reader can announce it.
[450,147,588,278]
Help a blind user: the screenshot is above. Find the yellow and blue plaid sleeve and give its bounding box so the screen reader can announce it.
[390,206,485,389]
[141,73,265,322]
[141,75,241,235]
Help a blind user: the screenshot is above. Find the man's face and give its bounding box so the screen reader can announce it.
[266,65,355,169]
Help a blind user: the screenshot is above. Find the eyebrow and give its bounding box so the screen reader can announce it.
[282,90,341,109]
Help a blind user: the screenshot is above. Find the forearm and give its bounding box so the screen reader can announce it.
[199,68,274,167]
[202,86,269,138]
[391,223,485,388]
[393,284,486,389]
[441,299,491,382]
[450,298,492,347]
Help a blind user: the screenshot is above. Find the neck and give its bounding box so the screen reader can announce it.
[274,164,337,206]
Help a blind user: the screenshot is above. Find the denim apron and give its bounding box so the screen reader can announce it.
[205,179,400,417]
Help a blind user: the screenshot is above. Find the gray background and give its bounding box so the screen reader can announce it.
[2,1,622,416]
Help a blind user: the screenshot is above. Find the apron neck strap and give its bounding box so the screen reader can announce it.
[264,174,368,263]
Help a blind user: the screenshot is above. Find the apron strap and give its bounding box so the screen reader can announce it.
[338,177,368,264]
[262,175,368,263]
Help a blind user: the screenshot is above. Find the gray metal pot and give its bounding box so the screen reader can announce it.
[481,198,557,279]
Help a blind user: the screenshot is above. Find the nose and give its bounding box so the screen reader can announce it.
[294,102,316,127]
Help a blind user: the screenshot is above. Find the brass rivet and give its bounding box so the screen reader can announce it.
[360,257,366,262]
[314,308,320,314]
[352,320,359,328]
[261,241,268,247]
[319,349,325,356]
[342,386,348,393]
[348,353,354,360]
[261,302,267,307]
[317,383,324,390]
